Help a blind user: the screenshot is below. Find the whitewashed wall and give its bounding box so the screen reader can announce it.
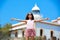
[10,31,15,38]
[17,30,22,38]
[36,28,60,40]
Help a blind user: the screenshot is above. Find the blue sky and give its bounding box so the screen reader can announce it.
[0,0,60,26]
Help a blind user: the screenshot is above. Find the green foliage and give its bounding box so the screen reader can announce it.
[0,24,2,31]
[0,23,12,40]
[1,23,12,33]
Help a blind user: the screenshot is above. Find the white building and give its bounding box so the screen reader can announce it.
[10,4,60,40]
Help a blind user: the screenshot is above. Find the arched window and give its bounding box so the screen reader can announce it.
[40,29,43,36]
[22,31,24,37]
[50,31,54,37]
[15,30,17,37]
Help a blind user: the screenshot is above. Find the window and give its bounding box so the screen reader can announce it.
[22,31,24,37]
[40,29,43,36]
[15,30,17,37]
[50,31,54,37]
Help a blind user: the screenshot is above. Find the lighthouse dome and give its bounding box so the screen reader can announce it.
[32,4,40,11]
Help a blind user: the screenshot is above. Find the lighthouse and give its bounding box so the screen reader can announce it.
[32,4,43,20]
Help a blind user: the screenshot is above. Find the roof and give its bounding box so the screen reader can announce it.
[9,25,26,31]
[40,21,60,26]
[12,22,26,27]
[9,21,60,31]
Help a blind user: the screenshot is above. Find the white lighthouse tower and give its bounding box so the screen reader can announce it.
[32,4,43,20]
